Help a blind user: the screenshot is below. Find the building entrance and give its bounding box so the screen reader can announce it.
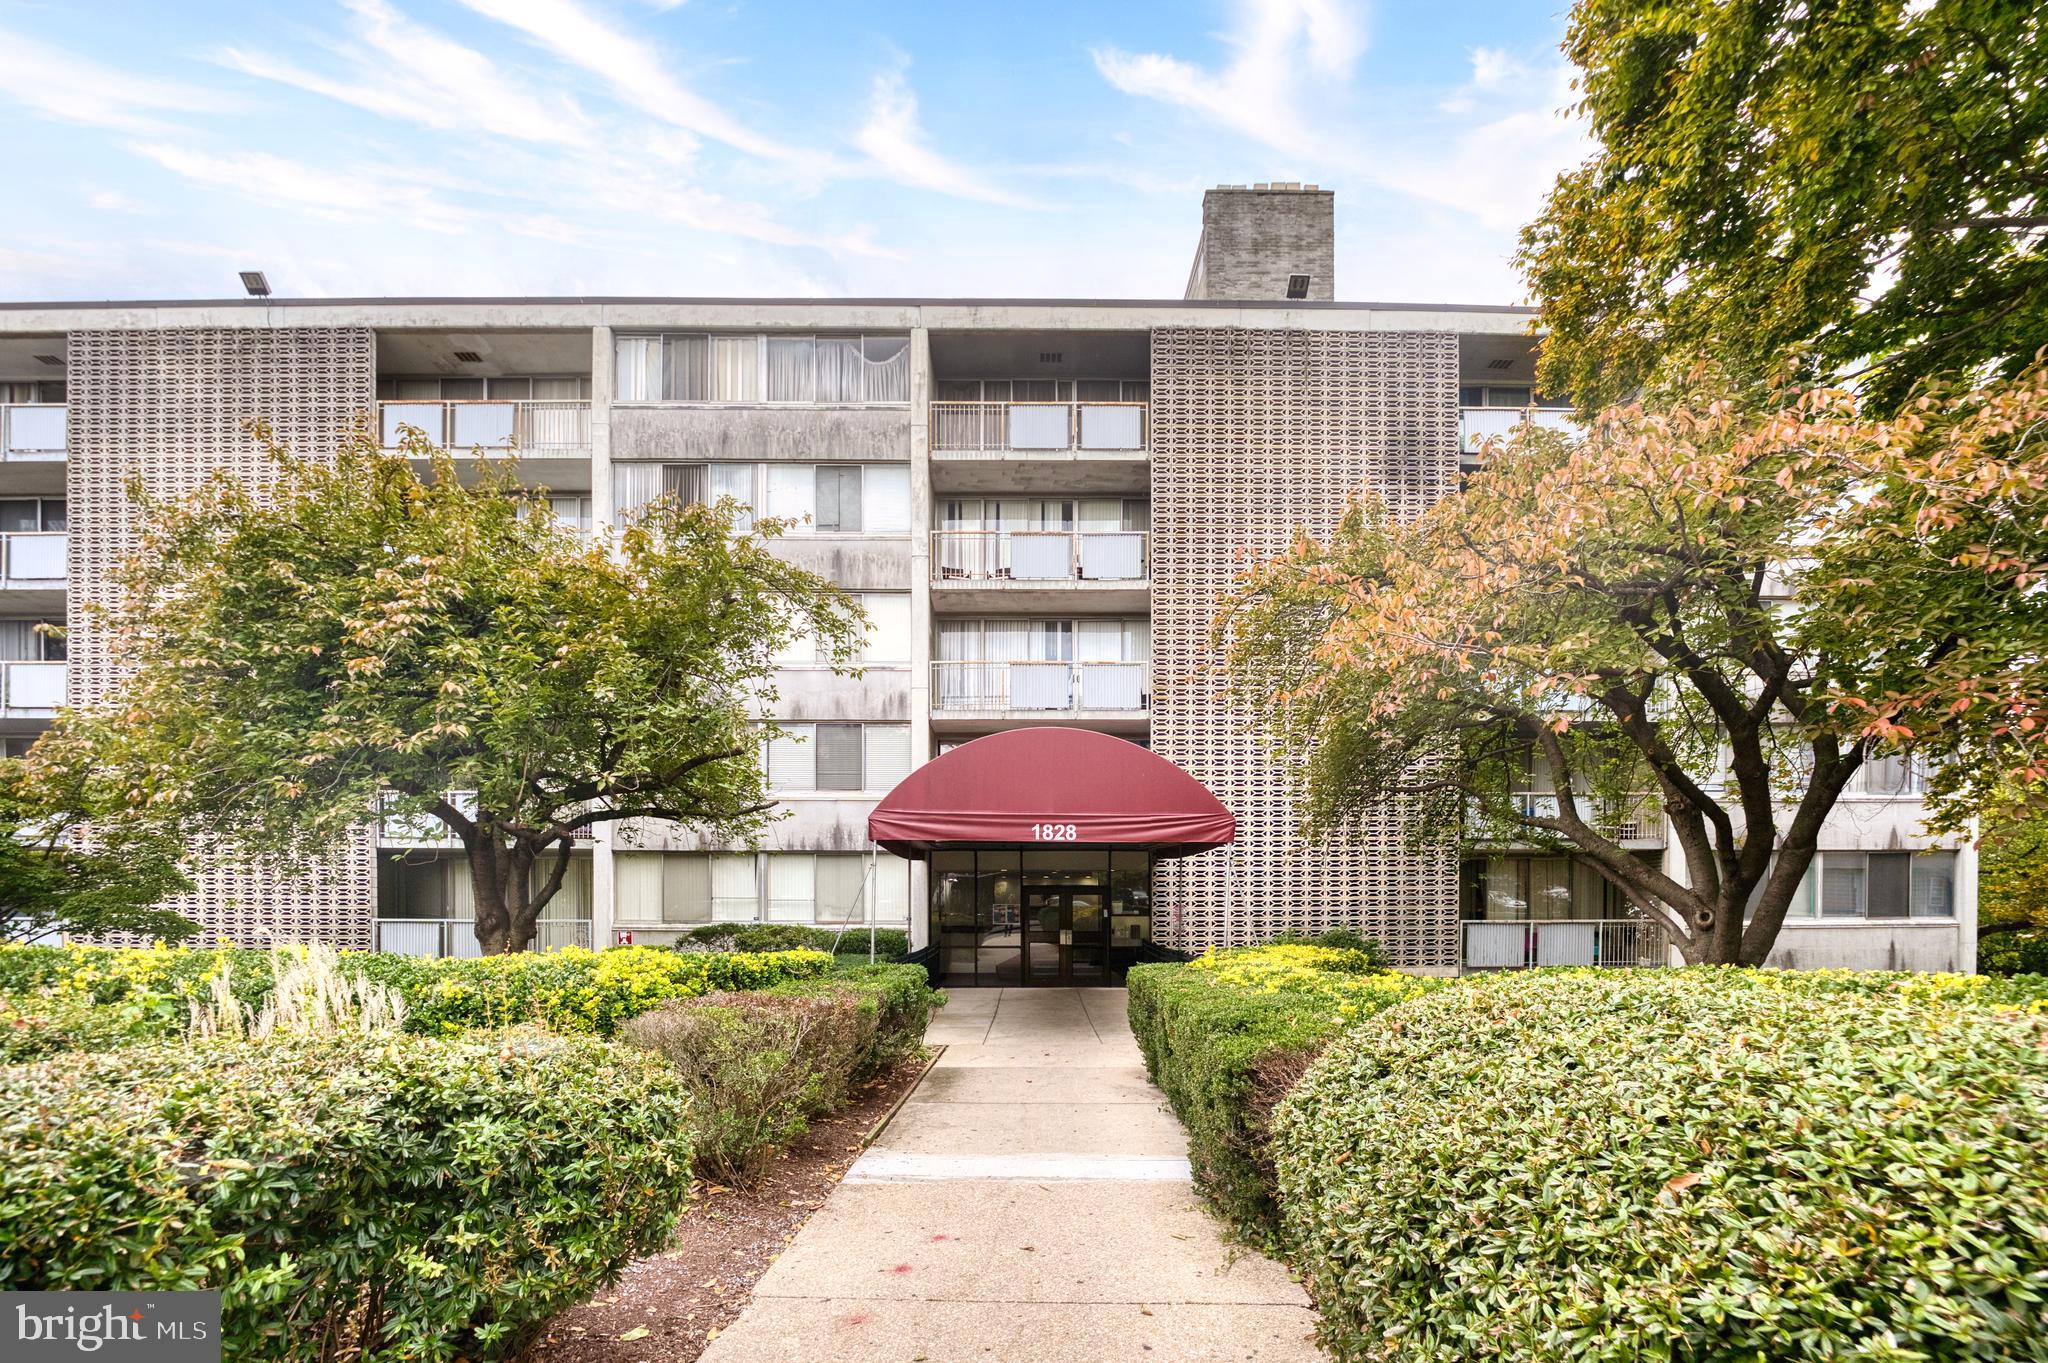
[1023,885,1109,983]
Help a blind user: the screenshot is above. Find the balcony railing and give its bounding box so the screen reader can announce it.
[1483,793,1665,845]
[1460,406,1579,457]
[930,401,1147,457]
[932,530,1148,583]
[0,533,65,585]
[1463,918,1669,970]
[0,661,64,716]
[379,400,592,453]
[373,917,592,957]
[2,405,66,461]
[932,660,1148,713]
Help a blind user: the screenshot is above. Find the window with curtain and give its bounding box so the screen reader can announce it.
[815,723,864,790]
[711,854,758,921]
[864,724,911,790]
[615,334,908,404]
[861,594,911,662]
[0,620,59,661]
[864,465,910,534]
[664,334,710,400]
[614,336,660,402]
[612,463,666,521]
[815,855,869,924]
[766,336,817,403]
[712,336,759,401]
[766,854,816,922]
[861,336,910,403]
[662,463,706,507]
[707,463,755,530]
[817,337,863,402]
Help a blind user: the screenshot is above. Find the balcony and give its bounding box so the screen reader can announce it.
[1474,793,1666,849]
[930,401,1147,459]
[931,531,1149,612]
[2,405,65,461]
[0,661,64,716]
[0,533,65,588]
[1459,407,1579,460]
[931,660,1148,734]
[378,400,592,455]
[1463,918,1670,970]
[373,917,591,957]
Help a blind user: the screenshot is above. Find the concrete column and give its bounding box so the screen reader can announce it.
[1957,826,1980,975]
[588,323,617,945]
[907,324,934,950]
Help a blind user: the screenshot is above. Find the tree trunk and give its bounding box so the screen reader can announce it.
[465,837,540,955]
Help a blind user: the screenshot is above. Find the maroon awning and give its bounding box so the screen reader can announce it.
[868,727,1236,858]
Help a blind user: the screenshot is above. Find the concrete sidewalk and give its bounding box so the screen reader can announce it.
[700,987,1324,1362]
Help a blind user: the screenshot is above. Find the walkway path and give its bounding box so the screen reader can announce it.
[700,987,1324,1362]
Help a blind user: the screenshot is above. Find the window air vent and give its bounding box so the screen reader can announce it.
[33,354,61,366]
[1038,352,1063,365]
[1486,357,1516,371]
[1285,273,1311,299]
[453,351,484,363]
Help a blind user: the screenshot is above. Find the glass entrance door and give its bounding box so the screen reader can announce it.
[1022,887,1109,984]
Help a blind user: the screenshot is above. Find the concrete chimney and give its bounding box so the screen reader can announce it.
[1183,183,1334,301]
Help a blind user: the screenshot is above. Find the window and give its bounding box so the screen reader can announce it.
[1856,752,1927,796]
[614,852,712,925]
[766,854,815,923]
[861,594,911,662]
[711,853,759,921]
[767,722,912,791]
[1784,850,1957,920]
[610,462,757,525]
[0,499,63,532]
[815,466,862,532]
[1459,856,1638,922]
[614,334,911,405]
[0,619,63,661]
[633,852,908,926]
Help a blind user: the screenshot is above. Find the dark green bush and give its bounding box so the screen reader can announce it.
[1274,969,2048,1363]
[0,943,833,1040]
[1261,927,1390,968]
[0,1030,692,1362]
[1126,946,1437,1240]
[620,991,871,1182]
[1981,930,2048,977]
[679,922,910,959]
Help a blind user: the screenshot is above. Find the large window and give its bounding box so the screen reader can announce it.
[0,619,64,661]
[615,334,911,405]
[615,851,910,926]
[1794,850,1956,920]
[775,593,911,666]
[613,461,908,533]
[766,723,912,793]
[930,847,1152,985]
[1459,856,1643,922]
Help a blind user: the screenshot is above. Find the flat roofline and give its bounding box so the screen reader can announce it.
[0,294,1537,315]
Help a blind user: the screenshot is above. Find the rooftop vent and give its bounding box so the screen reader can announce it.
[1486,357,1516,371]
[1038,352,1063,365]
[239,270,271,297]
[33,354,61,367]
[1285,273,1311,299]
[453,351,484,364]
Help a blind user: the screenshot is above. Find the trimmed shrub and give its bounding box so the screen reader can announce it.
[0,1030,692,1362]
[769,961,944,1074]
[679,922,911,959]
[0,943,833,1041]
[1260,927,1391,969]
[1126,945,1439,1239]
[1274,969,2048,1363]
[620,991,872,1182]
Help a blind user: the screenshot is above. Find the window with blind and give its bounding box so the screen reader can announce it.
[767,723,912,791]
[615,334,911,405]
[1784,850,1957,919]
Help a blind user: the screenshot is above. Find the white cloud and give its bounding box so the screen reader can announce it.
[1381,61,1590,232]
[128,142,478,234]
[0,29,235,133]
[217,0,593,147]
[1092,0,1365,155]
[89,190,151,215]
[451,0,813,165]
[853,64,1036,208]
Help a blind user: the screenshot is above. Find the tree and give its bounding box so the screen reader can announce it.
[70,425,866,954]
[1520,0,2048,416]
[0,738,194,945]
[1226,366,2048,966]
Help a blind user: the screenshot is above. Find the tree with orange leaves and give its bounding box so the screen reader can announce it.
[1228,366,2048,966]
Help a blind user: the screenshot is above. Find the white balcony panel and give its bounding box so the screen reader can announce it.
[1008,533,1071,580]
[5,533,66,580]
[1079,532,1144,580]
[1533,922,1599,966]
[382,402,443,446]
[6,661,63,711]
[4,406,66,460]
[1079,662,1145,710]
[1078,404,1142,450]
[1009,661,1072,710]
[452,402,518,449]
[1007,404,1070,450]
[378,921,444,957]
[1463,922,1528,969]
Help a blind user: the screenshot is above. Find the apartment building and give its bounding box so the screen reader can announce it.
[0,184,1975,978]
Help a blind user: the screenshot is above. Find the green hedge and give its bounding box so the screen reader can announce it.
[1126,945,1440,1240]
[1273,969,2048,1363]
[0,943,832,1041]
[769,961,943,1073]
[679,923,911,959]
[1,1030,692,1362]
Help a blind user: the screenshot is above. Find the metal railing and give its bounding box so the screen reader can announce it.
[1463,918,1669,970]
[931,659,1148,713]
[373,917,592,957]
[0,532,65,584]
[1483,793,1665,845]
[1460,406,1580,456]
[2,404,66,461]
[0,661,64,715]
[932,530,1148,582]
[929,401,1147,456]
[379,400,592,453]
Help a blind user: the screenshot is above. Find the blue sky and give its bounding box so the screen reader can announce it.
[0,0,1584,304]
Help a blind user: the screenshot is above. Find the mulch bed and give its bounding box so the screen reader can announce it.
[523,1053,933,1363]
